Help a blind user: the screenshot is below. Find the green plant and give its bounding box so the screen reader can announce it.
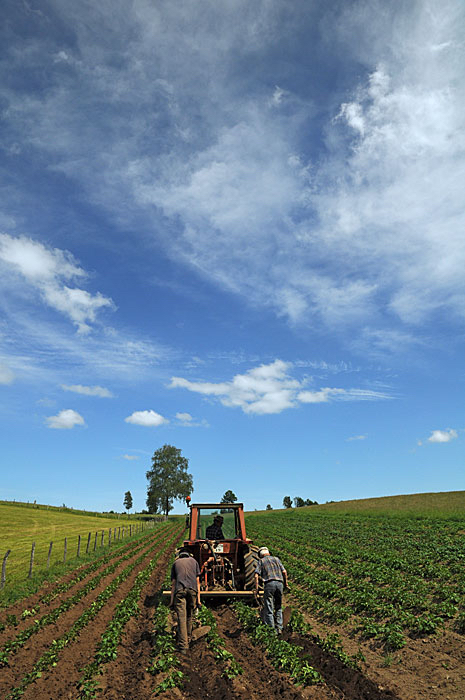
[233,602,322,686]
[197,605,242,679]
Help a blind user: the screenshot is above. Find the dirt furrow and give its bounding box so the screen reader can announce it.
[287,593,465,700]
[23,546,177,700]
[0,528,169,646]
[0,527,181,698]
[213,604,338,700]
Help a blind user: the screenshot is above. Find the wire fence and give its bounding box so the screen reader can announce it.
[1,518,167,589]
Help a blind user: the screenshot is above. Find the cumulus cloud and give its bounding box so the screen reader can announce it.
[176,412,193,422]
[61,384,113,397]
[427,429,458,443]
[46,408,85,429]
[0,235,114,333]
[170,360,392,415]
[124,410,168,427]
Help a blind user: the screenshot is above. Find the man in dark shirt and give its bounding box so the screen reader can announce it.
[205,515,224,539]
[254,546,287,633]
[170,551,201,652]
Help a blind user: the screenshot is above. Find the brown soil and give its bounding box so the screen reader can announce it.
[2,544,465,700]
[287,592,465,700]
[0,525,183,699]
[0,529,167,645]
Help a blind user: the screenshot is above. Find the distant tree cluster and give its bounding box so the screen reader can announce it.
[220,490,237,513]
[282,496,319,508]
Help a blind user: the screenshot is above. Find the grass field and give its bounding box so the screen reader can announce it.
[249,490,465,519]
[0,502,147,592]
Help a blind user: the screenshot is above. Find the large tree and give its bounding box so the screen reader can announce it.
[283,496,293,509]
[146,444,193,517]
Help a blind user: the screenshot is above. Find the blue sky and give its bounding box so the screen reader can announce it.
[1,0,464,513]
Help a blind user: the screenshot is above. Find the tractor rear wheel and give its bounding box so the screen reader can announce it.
[244,544,261,591]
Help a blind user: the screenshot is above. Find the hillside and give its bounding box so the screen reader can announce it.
[249,490,465,518]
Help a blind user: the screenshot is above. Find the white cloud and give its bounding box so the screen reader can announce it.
[176,412,193,422]
[122,454,140,460]
[174,412,209,428]
[61,384,113,397]
[170,360,392,415]
[347,434,367,441]
[427,429,458,444]
[2,1,465,353]
[0,308,169,385]
[46,408,85,429]
[124,410,168,427]
[0,363,15,384]
[0,235,114,333]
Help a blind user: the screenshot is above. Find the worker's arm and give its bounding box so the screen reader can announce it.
[254,572,260,593]
[196,575,201,607]
[282,568,288,588]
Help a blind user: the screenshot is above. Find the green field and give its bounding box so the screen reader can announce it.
[245,494,465,648]
[250,490,465,519]
[0,502,148,592]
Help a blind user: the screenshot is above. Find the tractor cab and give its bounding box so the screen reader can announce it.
[188,502,248,542]
[164,501,262,599]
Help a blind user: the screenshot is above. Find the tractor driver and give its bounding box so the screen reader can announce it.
[205,515,224,539]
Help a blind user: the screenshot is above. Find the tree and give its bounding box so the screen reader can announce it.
[220,489,237,513]
[146,444,193,517]
[123,490,133,513]
[266,504,273,510]
[294,496,305,508]
[283,496,292,509]
[305,498,318,506]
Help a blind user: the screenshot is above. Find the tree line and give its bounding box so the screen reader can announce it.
[124,443,321,515]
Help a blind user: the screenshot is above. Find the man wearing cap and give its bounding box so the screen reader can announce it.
[205,515,224,539]
[254,547,288,633]
[170,550,201,653]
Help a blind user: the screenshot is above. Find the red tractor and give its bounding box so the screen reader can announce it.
[165,501,262,599]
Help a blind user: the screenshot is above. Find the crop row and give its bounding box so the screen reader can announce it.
[233,601,323,686]
[0,529,169,665]
[77,527,183,698]
[38,523,173,606]
[246,512,465,646]
[197,605,243,679]
[146,602,186,696]
[4,527,181,700]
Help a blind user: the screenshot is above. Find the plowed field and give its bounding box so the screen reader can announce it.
[2,513,464,700]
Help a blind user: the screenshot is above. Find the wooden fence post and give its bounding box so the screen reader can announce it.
[94,532,97,552]
[28,542,35,578]
[1,550,11,589]
[108,528,111,546]
[47,542,53,568]
[64,537,67,564]
[86,532,91,555]
[118,526,120,541]
[77,534,81,558]
[101,530,104,547]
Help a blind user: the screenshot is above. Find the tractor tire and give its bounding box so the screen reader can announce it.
[244,544,261,591]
